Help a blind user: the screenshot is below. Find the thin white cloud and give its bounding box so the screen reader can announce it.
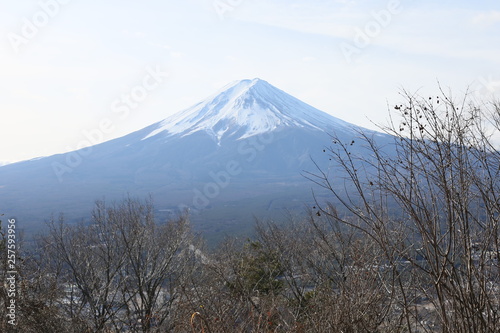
[227,0,362,39]
[471,10,500,26]
[148,41,171,49]
[302,56,316,62]
[170,51,184,59]
[231,2,499,65]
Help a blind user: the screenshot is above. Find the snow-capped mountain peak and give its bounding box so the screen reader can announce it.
[143,78,350,142]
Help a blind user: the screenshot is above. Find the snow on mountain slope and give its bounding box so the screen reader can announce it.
[143,78,353,142]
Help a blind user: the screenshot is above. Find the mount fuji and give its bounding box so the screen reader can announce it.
[142,78,353,142]
[0,78,387,240]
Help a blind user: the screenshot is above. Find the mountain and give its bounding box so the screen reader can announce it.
[142,78,353,142]
[0,78,388,241]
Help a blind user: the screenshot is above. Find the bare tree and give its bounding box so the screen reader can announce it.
[254,210,407,333]
[180,237,286,333]
[111,199,195,332]
[43,197,197,332]
[308,88,500,332]
[0,216,73,332]
[46,211,128,331]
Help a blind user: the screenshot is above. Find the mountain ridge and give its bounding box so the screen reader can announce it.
[0,78,391,242]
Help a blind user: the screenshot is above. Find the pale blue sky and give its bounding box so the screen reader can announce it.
[1,0,499,164]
